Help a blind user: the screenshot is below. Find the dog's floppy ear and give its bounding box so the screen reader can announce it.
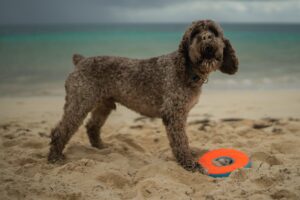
[220,38,239,75]
[177,23,196,67]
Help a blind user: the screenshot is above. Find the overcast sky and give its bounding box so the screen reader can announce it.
[0,0,299,25]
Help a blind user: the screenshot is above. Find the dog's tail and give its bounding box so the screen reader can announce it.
[72,54,85,65]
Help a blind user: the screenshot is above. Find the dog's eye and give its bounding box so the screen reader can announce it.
[208,26,219,37]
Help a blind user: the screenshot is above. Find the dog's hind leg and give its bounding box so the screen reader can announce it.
[48,97,94,163]
[48,77,97,163]
[85,99,116,148]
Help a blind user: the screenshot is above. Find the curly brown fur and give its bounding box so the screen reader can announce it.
[48,19,239,173]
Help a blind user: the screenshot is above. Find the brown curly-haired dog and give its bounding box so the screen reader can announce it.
[48,20,238,173]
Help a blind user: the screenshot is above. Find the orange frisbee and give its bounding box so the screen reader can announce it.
[198,148,251,178]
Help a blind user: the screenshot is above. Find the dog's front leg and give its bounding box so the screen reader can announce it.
[162,113,205,173]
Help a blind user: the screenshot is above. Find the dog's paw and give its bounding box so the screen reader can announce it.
[194,162,208,175]
[91,141,109,149]
[181,159,207,174]
[48,152,65,164]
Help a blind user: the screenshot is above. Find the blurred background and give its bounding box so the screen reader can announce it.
[0,0,299,96]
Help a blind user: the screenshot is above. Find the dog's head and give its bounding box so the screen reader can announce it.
[178,20,238,76]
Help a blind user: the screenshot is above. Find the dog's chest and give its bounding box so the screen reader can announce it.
[185,89,201,111]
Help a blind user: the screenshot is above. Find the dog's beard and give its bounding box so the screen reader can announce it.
[189,45,221,74]
[199,58,220,74]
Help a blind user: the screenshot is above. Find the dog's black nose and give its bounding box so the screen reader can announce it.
[204,46,215,59]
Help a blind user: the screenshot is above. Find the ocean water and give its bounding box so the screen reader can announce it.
[0,23,299,96]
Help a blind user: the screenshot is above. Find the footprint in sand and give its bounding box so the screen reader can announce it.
[130,125,144,129]
[21,141,45,149]
[56,159,97,174]
[96,171,131,189]
[2,140,19,147]
[221,118,245,122]
[271,141,299,154]
[65,144,111,161]
[251,152,282,166]
[115,135,145,153]
[18,158,38,165]
[137,179,193,200]
[252,121,272,129]
[254,175,276,188]
[271,189,298,200]
[140,180,160,198]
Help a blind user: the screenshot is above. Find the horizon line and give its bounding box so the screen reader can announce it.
[1,21,300,27]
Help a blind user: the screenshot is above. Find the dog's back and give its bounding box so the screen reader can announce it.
[69,53,175,117]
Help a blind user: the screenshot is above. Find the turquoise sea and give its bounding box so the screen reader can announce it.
[0,23,299,96]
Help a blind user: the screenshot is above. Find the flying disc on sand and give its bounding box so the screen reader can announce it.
[198,148,251,178]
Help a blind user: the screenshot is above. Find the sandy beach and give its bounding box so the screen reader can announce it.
[0,90,300,200]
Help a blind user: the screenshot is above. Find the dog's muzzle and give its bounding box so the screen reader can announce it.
[203,45,216,59]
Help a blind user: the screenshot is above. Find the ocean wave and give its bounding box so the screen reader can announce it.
[206,76,300,90]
